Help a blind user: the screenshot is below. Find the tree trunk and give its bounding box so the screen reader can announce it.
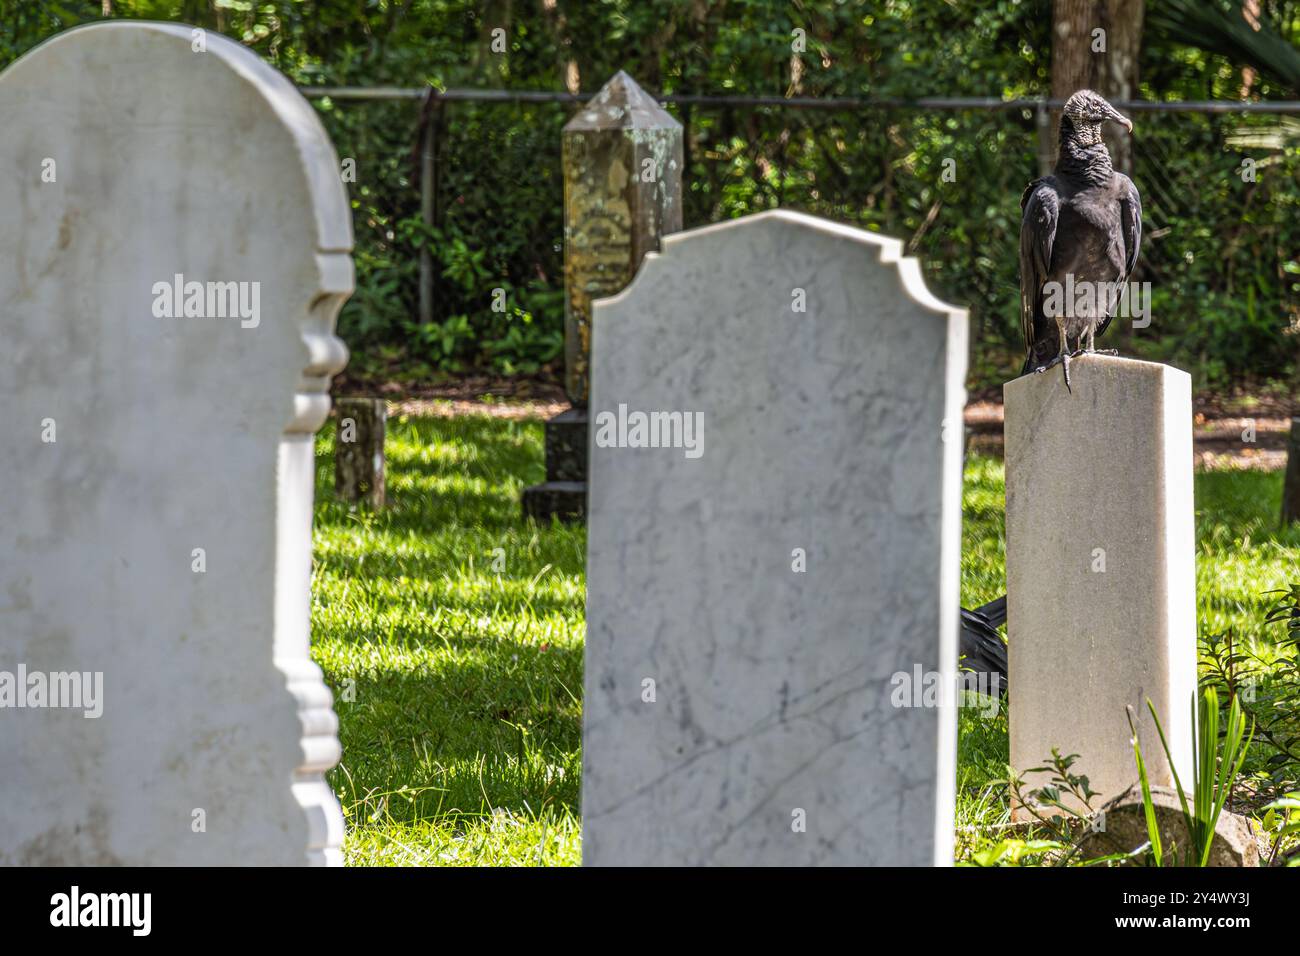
[1050,0,1144,172]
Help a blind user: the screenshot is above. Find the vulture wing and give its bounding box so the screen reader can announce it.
[1019,179,1059,366]
[1095,172,1143,341]
[1119,172,1142,279]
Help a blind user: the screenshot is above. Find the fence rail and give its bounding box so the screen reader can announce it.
[300,86,1300,113]
[307,84,1300,385]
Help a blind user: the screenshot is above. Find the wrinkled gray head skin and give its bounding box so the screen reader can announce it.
[1063,89,1133,145]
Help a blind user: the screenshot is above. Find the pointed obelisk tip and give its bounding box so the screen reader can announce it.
[563,70,682,132]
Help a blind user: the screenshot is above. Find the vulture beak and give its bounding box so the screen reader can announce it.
[1105,106,1133,132]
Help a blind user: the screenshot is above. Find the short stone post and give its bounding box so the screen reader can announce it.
[1005,355,1197,815]
[522,71,682,522]
[1281,417,1300,524]
[335,398,386,508]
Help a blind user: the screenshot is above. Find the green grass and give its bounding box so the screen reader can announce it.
[312,415,1299,865]
[956,455,1300,861]
[312,414,583,865]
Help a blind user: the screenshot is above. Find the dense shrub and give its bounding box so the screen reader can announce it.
[4,1,1297,388]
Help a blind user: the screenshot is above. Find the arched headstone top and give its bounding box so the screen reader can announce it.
[604,208,966,328]
[0,22,350,864]
[2,21,352,254]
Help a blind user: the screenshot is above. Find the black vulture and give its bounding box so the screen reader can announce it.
[1019,90,1142,390]
[959,595,1008,696]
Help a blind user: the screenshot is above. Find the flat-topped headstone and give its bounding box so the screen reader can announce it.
[1005,355,1197,813]
[0,22,351,864]
[583,210,968,866]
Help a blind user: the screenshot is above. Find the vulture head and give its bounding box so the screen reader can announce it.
[1062,89,1133,146]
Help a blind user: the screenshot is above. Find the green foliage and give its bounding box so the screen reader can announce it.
[957,454,1299,865]
[5,1,1296,386]
[1201,583,1300,793]
[1261,792,1300,865]
[1149,0,1300,93]
[963,837,1062,867]
[1128,687,1253,867]
[312,412,584,865]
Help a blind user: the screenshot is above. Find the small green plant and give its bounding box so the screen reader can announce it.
[1261,792,1300,866]
[1126,687,1254,866]
[1200,587,1300,795]
[1001,749,1106,866]
[963,837,1062,867]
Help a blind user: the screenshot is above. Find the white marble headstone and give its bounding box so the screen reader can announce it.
[0,23,351,864]
[583,210,968,865]
[1005,356,1197,813]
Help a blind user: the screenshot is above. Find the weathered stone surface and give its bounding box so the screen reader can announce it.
[521,480,586,523]
[583,210,968,866]
[335,398,386,508]
[519,409,589,519]
[1005,355,1197,814]
[544,407,588,483]
[1076,784,1259,867]
[562,71,682,406]
[0,23,351,864]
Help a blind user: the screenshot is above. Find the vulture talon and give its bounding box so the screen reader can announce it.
[1033,353,1073,393]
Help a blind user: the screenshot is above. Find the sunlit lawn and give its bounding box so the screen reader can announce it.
[312,413,1298,865]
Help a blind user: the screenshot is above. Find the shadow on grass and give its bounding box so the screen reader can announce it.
[324,642,583,825]
[314,412,584,833]
[1195,470,1297,544]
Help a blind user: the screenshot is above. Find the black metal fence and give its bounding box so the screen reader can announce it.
[305,87,1300,388]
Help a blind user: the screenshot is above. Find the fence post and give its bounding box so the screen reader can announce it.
[418,92,440,326]
[522,70,683,522]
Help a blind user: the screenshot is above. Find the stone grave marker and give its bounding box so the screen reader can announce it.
[335,398,387,508]
[522,71,682,522]
[1005,355,1197,815]
[583,210,968,865]
[0,22,351,865]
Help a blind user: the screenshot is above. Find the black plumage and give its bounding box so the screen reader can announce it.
[1019,90,1142,389]
[959,595,1008,695]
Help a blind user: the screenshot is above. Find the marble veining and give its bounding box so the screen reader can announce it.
[584,210,968,865]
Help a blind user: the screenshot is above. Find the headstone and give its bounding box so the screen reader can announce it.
[0,22,351,865]
[522,71,682,522]
[583,210,969,866]
[1282,417,1300,523]
[335,398,386,508]
[1005,355,1197,814]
